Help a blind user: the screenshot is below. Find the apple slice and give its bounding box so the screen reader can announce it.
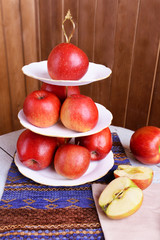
[114,165,153,190]
[98,177,143,219]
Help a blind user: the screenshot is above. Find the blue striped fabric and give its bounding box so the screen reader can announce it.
[0,132,131,239]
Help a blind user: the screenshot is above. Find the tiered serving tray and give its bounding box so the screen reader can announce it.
[16,61,114,186]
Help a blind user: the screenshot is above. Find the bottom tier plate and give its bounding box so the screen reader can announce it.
[14,151,114,186]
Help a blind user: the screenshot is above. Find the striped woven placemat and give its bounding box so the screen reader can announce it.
[0,132,130,239]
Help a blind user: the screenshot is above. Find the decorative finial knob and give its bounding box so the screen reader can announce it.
[62,9,75,43]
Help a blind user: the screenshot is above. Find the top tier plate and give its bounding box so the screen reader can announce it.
[22,61,112,86]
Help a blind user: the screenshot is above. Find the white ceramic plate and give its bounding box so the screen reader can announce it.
[22,61,112,86]
[14,151,114,186]
[18,103,113,138]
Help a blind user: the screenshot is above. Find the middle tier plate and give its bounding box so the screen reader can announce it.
[18,103,113,138]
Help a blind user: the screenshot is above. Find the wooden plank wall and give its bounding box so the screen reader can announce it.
[0,0,160,135]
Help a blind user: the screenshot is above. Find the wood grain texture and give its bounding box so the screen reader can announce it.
[1,0,26,132]
[20,0,39,94]
[0,0,160,135]
[148,41,160,126]
[125,0,160,130]
[91,0,118,107]
[0,0,13,134]
[109,0,140,127]
[39,0,54,60]
[78,0,96,97]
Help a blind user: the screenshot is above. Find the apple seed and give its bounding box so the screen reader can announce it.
[113,187,130,199]
[103,187,130,211]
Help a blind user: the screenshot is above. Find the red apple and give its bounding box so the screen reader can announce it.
[76,127,112,161]
[130,126,160,165]
[47,43,89,80]
[17,129,57,170]
[23,90,61,128]
[60,94,98,132]
[54,144,90,179]
[41,83,80,102]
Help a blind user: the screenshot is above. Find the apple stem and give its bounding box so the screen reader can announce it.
[62,9,75,43]
[38,96,44,100]
[76,141,80,146]
[66,86,68,96]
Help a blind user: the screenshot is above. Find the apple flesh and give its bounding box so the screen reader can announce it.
[114,165,153,190]
[130,126,160,165]
[54,144,90,179]
[47,43,89,80]
[60,94,98,132]
[41,83,80,103]
[99,176,143,219]
[76,127,112,161]
[23,90,61,128]
[17,129,57,170]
